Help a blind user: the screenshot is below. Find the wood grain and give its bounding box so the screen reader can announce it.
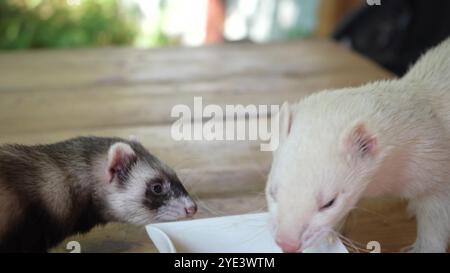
[0,39,416,253]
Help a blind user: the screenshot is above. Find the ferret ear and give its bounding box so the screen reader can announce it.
[278,101,294,142]
[269,102,296,152]
[343,121,378,158]
[107,142,137,183]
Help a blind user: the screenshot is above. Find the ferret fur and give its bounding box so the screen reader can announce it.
[0,137,196,252]
[267,37,450,253]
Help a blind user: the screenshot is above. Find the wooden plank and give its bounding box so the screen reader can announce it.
[0,68,389,136]
[0,40,391,136]
[0,40,387,92]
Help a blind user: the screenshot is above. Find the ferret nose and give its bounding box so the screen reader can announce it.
[276,238,300,253]
[184,204,197,217]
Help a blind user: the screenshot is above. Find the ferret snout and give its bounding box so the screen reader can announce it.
[276,237,301,253]
[275,227,303,253]
[168,196,197,219]
[184,197,197,217]
[184,204,197,217]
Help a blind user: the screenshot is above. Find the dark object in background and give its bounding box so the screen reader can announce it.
[333,0,450,76]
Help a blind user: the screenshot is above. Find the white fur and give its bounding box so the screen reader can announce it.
[106,160,158,225]
[156,196,196,222]
[267,38,450,253]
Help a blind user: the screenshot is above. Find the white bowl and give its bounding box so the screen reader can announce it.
[146,212,348,253]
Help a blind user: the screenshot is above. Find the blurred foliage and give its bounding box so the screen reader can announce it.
[0,0,140,49]
[134,0,173,48]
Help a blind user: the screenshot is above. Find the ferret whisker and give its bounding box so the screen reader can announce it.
[184,190,232,217]
[326,228,367,253]
[196,200,225,216]
[238,227,268,246]
[244,206,269,214]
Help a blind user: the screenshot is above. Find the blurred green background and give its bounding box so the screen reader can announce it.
[0,0,318,50]
[0,0,144,49]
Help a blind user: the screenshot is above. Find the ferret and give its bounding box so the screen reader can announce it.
[0,136,197,252]
[266,37,450,253]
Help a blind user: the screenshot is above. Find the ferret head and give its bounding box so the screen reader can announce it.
[266,99,380,252]
[96,140,197,225]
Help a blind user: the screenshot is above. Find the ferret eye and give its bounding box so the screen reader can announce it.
[148,177,167,196]
[320,198,336,211]
[150,182,164,195]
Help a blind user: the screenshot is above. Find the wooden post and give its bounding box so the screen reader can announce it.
[205,0,225,44]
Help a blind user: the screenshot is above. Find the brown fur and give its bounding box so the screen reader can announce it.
[0,136,193,252]
[0,138,112,252]
[0,182,23,239]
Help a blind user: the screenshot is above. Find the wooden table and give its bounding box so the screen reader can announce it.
[0,39,416,253]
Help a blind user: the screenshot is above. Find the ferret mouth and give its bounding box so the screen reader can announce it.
[300,229,329,251]
[152,197,197,222]
[153,211,190,222]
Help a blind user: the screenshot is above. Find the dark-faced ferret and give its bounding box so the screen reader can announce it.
[0,136,197,252]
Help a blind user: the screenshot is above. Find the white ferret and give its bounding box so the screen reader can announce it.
[266,37,450,253]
